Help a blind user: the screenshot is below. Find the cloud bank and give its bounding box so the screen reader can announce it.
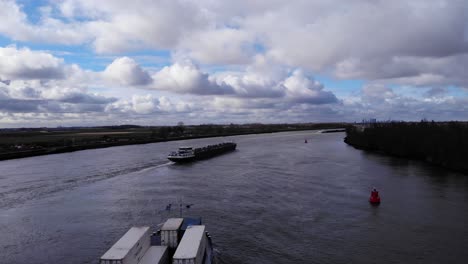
[0,0,467,126]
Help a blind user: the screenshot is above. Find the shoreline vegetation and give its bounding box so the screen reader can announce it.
[344,121,468,174]
[0,123,346,161]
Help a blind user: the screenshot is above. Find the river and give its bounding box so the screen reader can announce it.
[1,131,468,263]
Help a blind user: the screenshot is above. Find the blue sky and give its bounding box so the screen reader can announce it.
[0,0,467,127]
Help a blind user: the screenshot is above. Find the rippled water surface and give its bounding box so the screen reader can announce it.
[1,131,468,263]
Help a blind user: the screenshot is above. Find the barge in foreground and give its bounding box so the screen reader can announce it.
[100,217,214,264]
[167,142,236,162]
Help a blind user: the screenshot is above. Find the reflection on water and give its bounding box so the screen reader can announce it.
[1,132,468,264]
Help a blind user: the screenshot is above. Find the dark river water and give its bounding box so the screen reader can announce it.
[1,131,468,264]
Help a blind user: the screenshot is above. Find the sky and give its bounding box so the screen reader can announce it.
[0,0,467,127]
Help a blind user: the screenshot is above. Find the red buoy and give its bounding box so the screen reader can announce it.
[369,188,381,205]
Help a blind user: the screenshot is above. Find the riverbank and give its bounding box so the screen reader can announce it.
[344,121,468,174]
[0,123,347,161]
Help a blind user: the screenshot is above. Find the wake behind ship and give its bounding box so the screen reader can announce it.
[167,142,236,162]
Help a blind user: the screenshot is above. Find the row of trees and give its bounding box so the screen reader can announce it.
[345,121,468,174]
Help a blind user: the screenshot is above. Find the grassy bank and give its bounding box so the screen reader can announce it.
[344,121,468,174]
[0,123,346,161]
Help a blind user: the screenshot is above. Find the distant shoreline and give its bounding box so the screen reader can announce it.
[0,126,346,161]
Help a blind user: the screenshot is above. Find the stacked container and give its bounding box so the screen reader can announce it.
[100,226,151,264]
[139,246,169,264]
[172,225,207,264]
[160,218,184,249]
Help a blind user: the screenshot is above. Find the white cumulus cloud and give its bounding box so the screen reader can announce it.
[103,57,152,86]
[0,45,65,80]
[151,61,234,95]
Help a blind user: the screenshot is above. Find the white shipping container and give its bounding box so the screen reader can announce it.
[100,226,151,264]
[139,246,169,264]
[172,226,206,264]
[160,218,184,249]
[172,259,195,264]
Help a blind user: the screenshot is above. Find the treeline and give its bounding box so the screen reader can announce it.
[344,121,468,174]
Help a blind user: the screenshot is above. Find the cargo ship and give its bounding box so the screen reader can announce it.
[100,217,214,264]
[167,142,236,163]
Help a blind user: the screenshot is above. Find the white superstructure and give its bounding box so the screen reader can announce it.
[167,147,195,160]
